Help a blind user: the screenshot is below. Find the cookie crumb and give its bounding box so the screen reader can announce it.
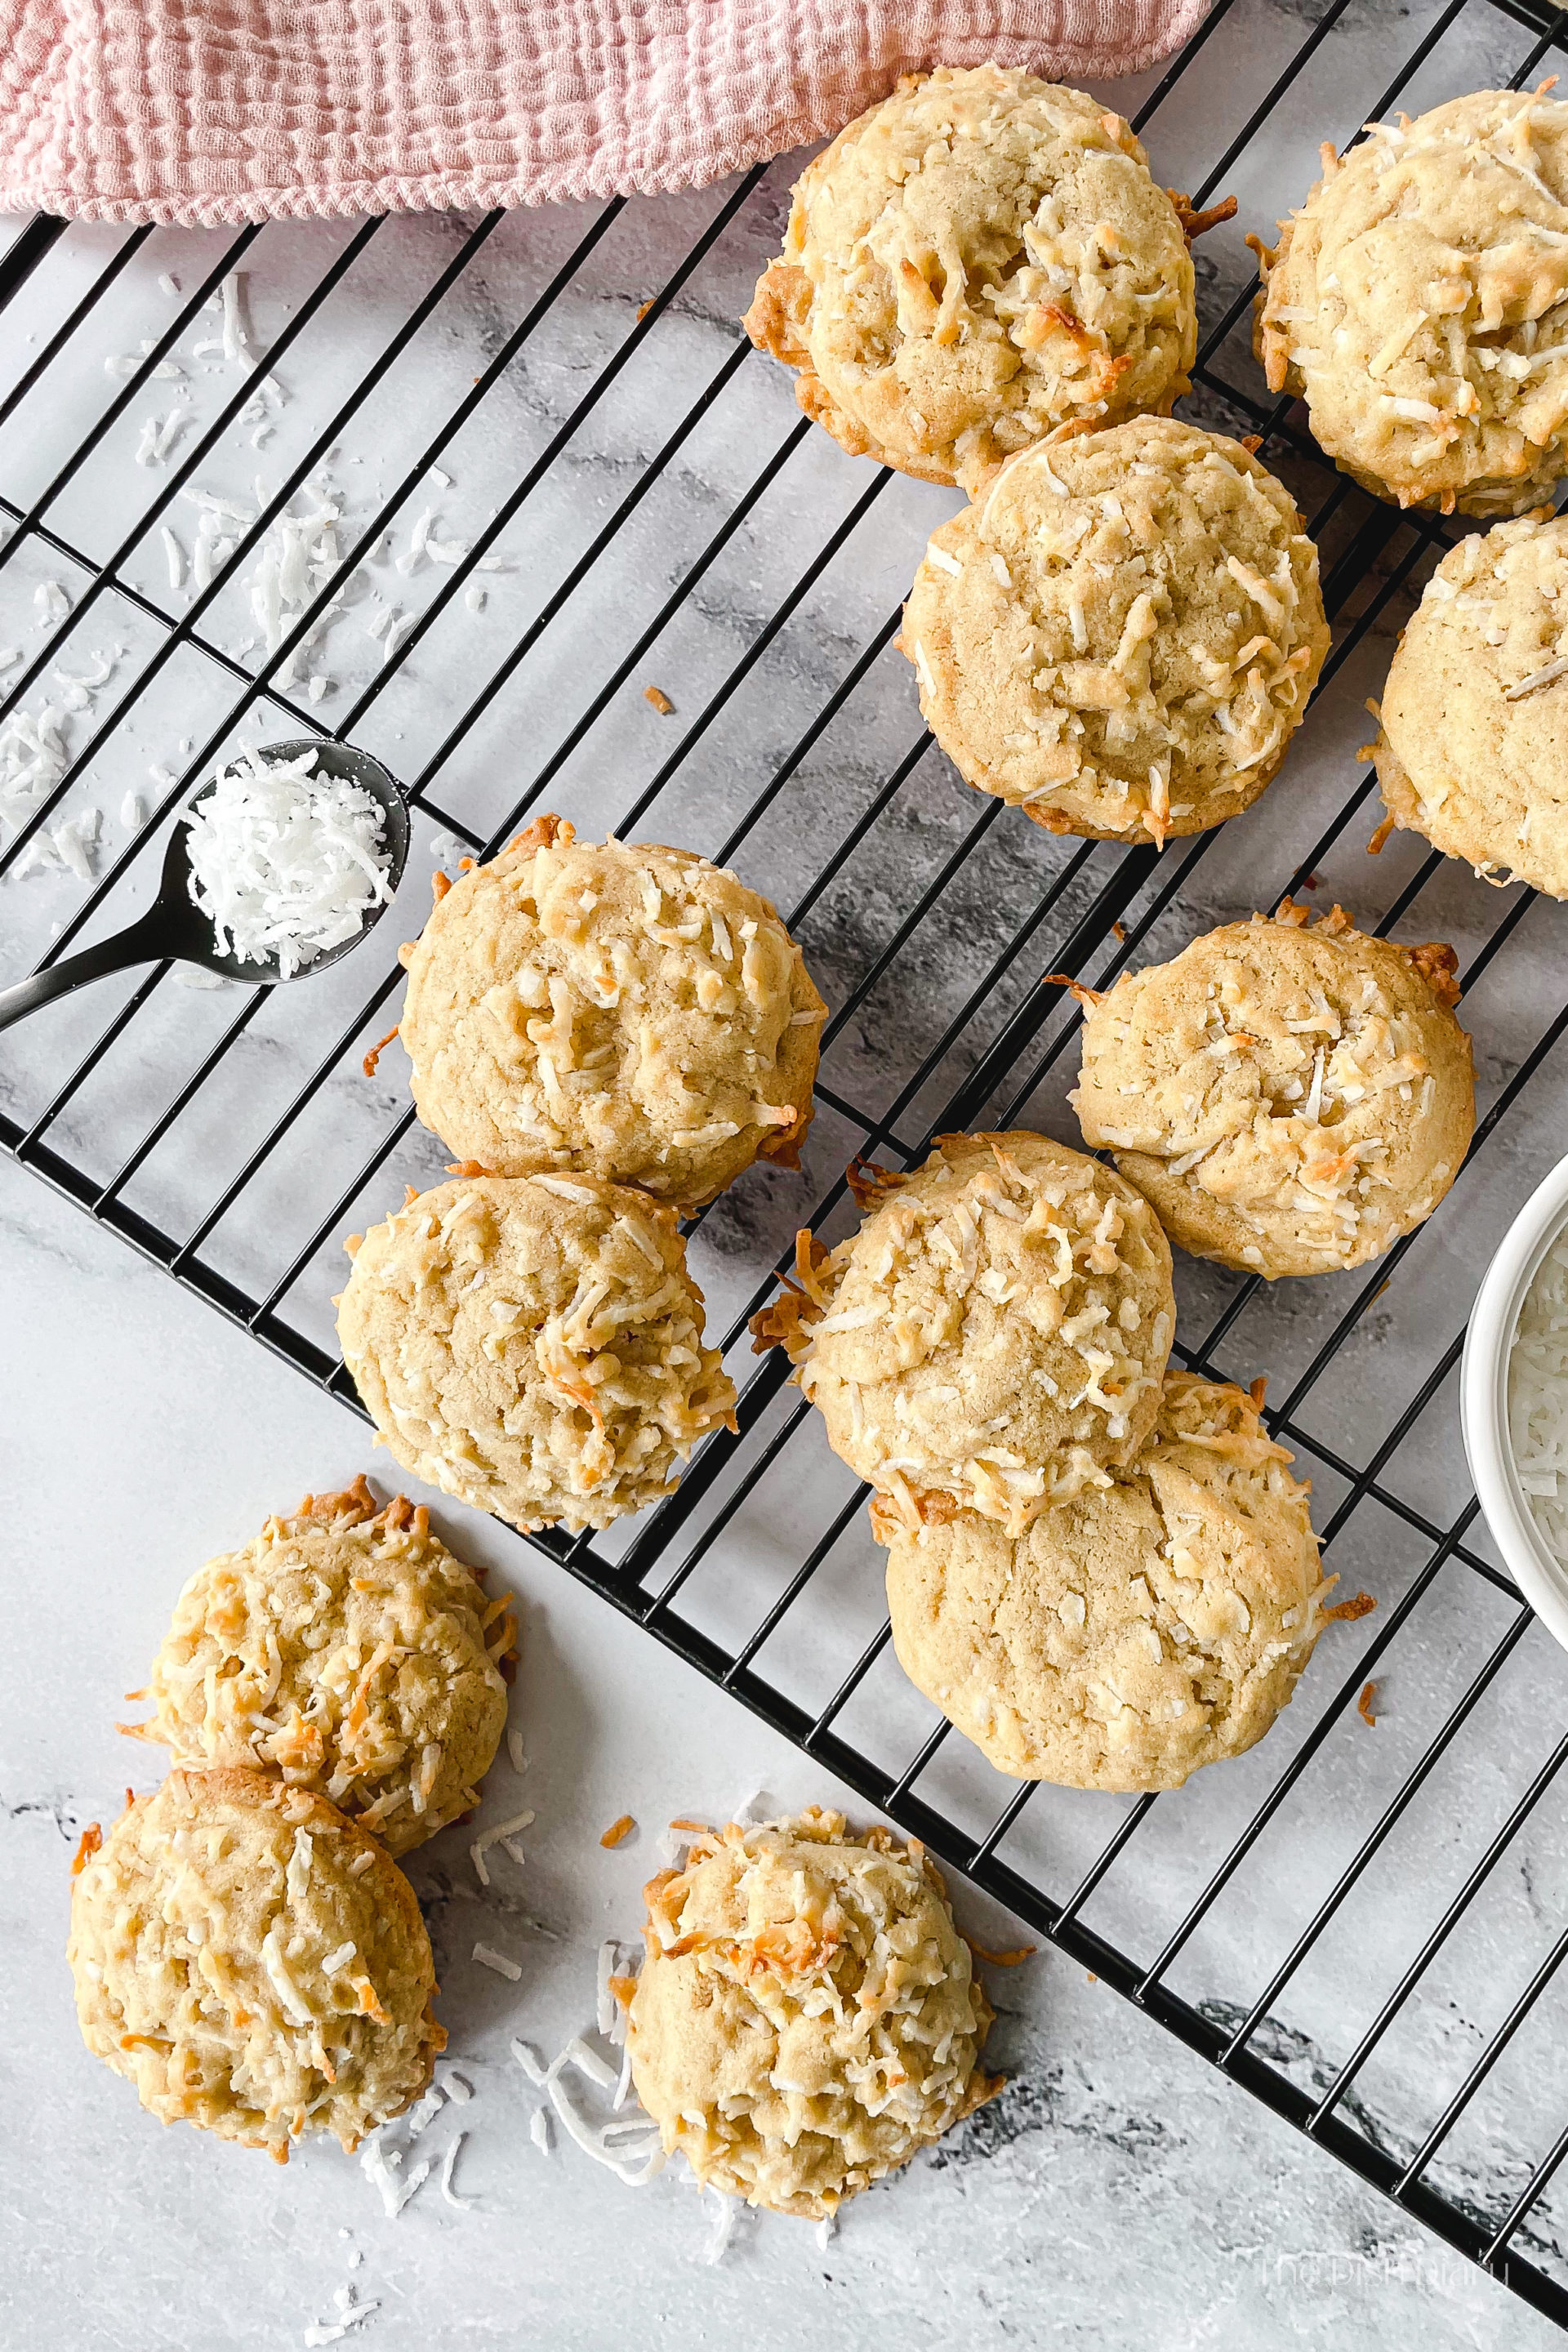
[1324,1590,1377,1622]
[600,1813,635,1849]
[1366,814,1395,855]
[644,684,675,715]
[1357,1680,1378,1727]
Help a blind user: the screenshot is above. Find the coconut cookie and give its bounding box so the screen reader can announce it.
[880,1374,1331,1788]
[126,1477,512,1857]
[398,816,825,1208]
[743,65,1198,492]
[751,1130,1174,1530]
[1071,902,1474,1278]
[628,1808,997,2216]
[337,1174,737,1532]
[901,418,1329,844]
[1257,90,1568,515]
[1374,514,1568,896]
[69,1769,443,2158]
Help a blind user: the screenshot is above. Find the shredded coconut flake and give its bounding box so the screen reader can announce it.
[403,2083,445,2139]
[182,747,390,977]
[1506,657,1568,702]
[1510,1230,1568,1557]
[304,2301,379,2347]
[439,2132,477,2210]
[472,1941,522,1981]
[701,2189,739,2265]
[359,2134,429,2218]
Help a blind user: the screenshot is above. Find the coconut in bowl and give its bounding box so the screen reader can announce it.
[1461,1152,1568,1655]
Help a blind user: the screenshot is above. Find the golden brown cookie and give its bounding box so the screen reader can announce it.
[337,1174,737,1532]
[627,1808,997,2216]
[1257,90,1568,514]
[751,1130,1174,1530]
[900,418,1328,844]
[881,1374,1331,1788]
[126,1477,513,1856]
[1374,513,1568,896]
[1071,902,1475,1277]
[744,64,1197,491]
[398,816,825,1207]
[68,1768,443,2158]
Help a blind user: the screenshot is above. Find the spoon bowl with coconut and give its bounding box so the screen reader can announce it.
[0,739,411,1031]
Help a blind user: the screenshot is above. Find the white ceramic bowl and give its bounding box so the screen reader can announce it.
[1461,1150,1568,1655]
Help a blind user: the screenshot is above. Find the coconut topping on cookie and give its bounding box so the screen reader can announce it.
[1374,511,1568,896]
[744,65,1199,491]
[1071,903,1475,1277]
[880,1374,1332,1788]
[338,1174,737,1531]
[69,1769,443,2158]
[628,1807,997,2216]
[751,1129,1174,1530]
[1258,88,1568,514]
[126,1477,513,1855]
[901,418,1328,844]
[398,816,825,1207]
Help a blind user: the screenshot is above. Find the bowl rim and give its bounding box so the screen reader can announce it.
[1459,1147,1568,1654]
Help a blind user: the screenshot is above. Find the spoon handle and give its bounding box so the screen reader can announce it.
[0,912,170,1036]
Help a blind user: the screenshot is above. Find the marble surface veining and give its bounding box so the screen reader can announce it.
[4,0,1568,2340]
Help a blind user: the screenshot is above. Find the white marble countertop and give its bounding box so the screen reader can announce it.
[3,1165,1557,2350]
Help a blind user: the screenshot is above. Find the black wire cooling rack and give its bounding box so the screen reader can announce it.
[8,0,1568,2322]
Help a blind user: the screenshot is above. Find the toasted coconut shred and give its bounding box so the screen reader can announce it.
[68,1771,443,2162]
[183,747,392,978]
[1071,905,1473,1278]
[337,1174,737,1534]
[122,1481,513,1858]
[901,419,1328,846]
[751,1131,1174,1535]
[1258,89,1568,515]
[624,1808,999,2220]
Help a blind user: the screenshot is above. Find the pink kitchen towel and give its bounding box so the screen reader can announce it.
[0,0,1209,228]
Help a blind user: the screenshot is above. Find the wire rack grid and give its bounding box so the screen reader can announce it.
[6,0,1568,2322]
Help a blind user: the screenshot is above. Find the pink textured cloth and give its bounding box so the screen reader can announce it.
[0,1,1206,228]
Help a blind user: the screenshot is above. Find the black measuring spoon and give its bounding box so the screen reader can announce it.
[0,740,410,1034]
